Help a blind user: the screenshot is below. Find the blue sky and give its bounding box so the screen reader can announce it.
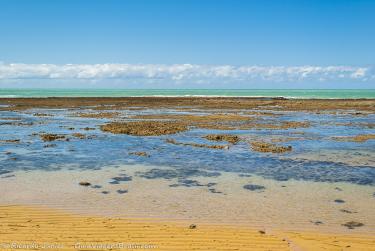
[0,0,374,88]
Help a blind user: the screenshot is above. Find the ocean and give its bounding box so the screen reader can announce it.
[0,89,375,99]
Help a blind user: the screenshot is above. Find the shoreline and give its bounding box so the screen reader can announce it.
[2,95,375,100]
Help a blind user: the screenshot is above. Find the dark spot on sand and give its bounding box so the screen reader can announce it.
[101,191,110,194]
[310,220,324,225]
[208,188,223,194]
[91,185,102,189]
[243,184,266,191]
[117,189,128,194]
[79,181,91,186]
[189,224,197,229]
[258,230,266,234]
[169,179,217,188]
[342,221,364,229]
[335,187,343,191]
[334,199,345,203]
[340,209,357,214]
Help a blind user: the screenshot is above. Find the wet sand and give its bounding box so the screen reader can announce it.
[1,205,375,251]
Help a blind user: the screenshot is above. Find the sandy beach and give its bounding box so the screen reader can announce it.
[1,97,374,250]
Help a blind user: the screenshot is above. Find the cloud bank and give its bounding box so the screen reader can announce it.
[0,63,373,88]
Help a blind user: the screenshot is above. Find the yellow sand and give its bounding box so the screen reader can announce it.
[0,206,374,251]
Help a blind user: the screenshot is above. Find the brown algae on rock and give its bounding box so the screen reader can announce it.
[40,134,66,142]
[250,141,292,153]
[203,134,240,144]
[332,134,375,143]
[75,112,120,119]
[129,151,149,157]
[100,121,188,136]
[72,133,86,139]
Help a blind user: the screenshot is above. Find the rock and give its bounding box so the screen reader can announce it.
[79,181,91,186]
[334,199,345,203]
[129,151,149,157]
[189,224,197,229]
[204,134,240,144]
[100,121,188,136]
[72,133,86,139]
[250,141,292,153]
[40,134,66,142]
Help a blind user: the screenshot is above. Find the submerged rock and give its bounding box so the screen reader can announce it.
[72,133,86,139]
[109,174,133,184]
[136,168,221,180]
[166,138,229,150]
[243,184,266,191]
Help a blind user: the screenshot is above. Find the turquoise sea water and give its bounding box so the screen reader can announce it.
[0,89,375,99]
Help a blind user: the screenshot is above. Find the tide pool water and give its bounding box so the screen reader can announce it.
[1,89,375,99]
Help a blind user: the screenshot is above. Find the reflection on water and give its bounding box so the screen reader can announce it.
[0,108,374,186]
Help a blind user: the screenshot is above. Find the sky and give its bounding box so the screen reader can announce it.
[0,0,374,89]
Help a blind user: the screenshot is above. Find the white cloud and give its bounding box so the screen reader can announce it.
[0,63,373,85]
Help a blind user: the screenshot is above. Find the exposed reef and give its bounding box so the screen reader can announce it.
[250,141,292,153]
[100,121,188,136]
